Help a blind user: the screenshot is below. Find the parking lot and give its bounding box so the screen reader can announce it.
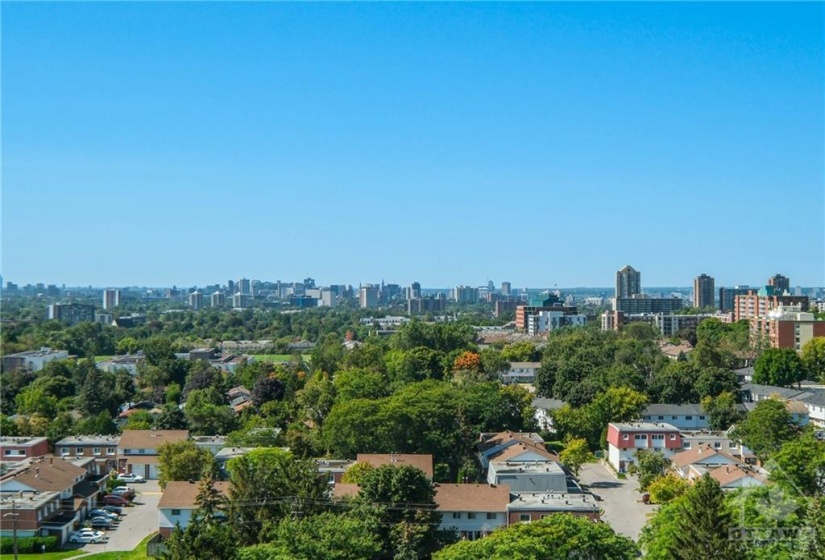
[577,461,657,541]
[77,480,162,553]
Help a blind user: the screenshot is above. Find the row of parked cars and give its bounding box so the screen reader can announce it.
[70,472,145,544]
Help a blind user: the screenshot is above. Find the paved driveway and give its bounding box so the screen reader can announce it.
[578,461,657,541]
[80,480,161,553]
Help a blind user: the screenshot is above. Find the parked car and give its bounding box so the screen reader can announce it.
[111,486,135,500]
[102,505,123,515]
[116,473,146,483]
[102,494,129,507]
[88,516,113,529]
[69,530,107,544]
[89,509,120,521]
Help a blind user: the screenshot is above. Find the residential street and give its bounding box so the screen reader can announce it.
[577,461,657,541]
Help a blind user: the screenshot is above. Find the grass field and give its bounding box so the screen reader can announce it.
[94,356,113,363]
[252,354,298,362]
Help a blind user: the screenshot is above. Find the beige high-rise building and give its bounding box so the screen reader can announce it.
[103,288,120,310]
[693,274,715,309]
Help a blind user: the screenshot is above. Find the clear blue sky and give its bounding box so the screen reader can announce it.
[2,2,823,289]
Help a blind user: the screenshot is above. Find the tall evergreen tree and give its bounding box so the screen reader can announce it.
[673,473,741,560]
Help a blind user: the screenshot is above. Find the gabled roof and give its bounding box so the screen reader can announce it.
[492,442,558,463]
[118,430,189,450]
[741,383,812,401]
[709,465,767,487]
[355,454,433,479]
[478,431,545,453]
[0,457,87,493]
[671,444,740,469]
[158,481,231,509]
[434,483,510,513]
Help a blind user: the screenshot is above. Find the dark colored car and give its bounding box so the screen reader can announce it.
[88,517,113,529]
[103,495,129,507]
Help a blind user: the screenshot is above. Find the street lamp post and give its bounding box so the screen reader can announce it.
[3,500,20,560]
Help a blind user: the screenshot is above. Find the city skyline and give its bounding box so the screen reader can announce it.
[2,3,823,287]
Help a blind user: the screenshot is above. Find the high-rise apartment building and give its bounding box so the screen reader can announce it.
[768,274,790,295]
[103,288,121,310]
[211,291,226,308]
[232,292,251,308]
[615,266,641,299]
[719,286,751,312]
[693,274,715,309]
[189,291,204,310]
[238,278,251,295]
[409,282,421,300]
[733,286,809,322]
[501,282,512,296]
[452,285,480,303]
[359,285,379,309]
[47,303,95,325]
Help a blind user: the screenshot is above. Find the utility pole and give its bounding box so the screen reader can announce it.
[3,499,20,560]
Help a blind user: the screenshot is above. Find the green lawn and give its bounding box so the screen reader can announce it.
[81,532,156,560]
[94,356,113,363]
[252,354,297,362]
[0,551,82,560]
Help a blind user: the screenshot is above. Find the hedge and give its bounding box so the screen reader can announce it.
[0,536,59,553]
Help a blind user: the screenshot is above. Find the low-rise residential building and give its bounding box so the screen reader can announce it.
[506,492,599,524]
[606,422,682,473]
[355,453,433,479]
[0,490,65,542]
[118,430,189,480]
[1,348,69,373]
[749,306,825,350]
[501,362,542,385]
[671,444,741,479]
[477,431,547,470]
[97,353,144,376]
[0,437,51,463]
[488,460,567,493]
[317,459,354,486]
[158,480,231,538]
[436,483,510,540]
[531,398,567,432]
[708,464,767,490]
[679,431,754,463]
[640,404,710,431]
[55,435,120,475]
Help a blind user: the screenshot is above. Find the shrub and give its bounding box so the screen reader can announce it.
[0,536,58,553]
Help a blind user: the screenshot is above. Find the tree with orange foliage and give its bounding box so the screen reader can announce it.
[452,351,482,373]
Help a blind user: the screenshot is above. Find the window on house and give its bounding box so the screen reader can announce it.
[519,514,531,522]
[652,434,664,440]
[3,450,11,456]
[486,513,496,520]
[672,416,678,420]
[76,448,84,455]
[60,448,69,455]
[124,449,132,454]
[634,434,647,440]
[699,416,705,420]
[452,512,461,519]
[670,435,676,440]
[622,434,629,440]
[467,512,476,519]
[685,416,693,420]
[658,416,664,420]
[171,509,181,516]
[138,449,145,454]
[683,442,691,449]
[714,442,722,448]
[107,448,115,455]
[93,448,101,455]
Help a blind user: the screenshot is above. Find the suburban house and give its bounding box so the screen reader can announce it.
[317,459,355,486]
[606,422,682,473]
[55,435,121,475]
[118,430,190,480]
[435,483,510,540]
[531,398,567,432]
[157,480,231,538]
[708,464,767,490]
[506,492,599,524]
[800,392,825,427]
[477,431,548,470]
[640,404,710,430]
[742,382,825,428]
[0,437,51,463]
[501,362,541,385]
[192,436,227,456]
[355,453,433,479]
[671,444,741,479]
[0,456,97,544]
[680,430,756,463]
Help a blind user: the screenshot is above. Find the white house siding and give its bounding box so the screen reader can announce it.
[159,508,194,533]
[440,512,506,538]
